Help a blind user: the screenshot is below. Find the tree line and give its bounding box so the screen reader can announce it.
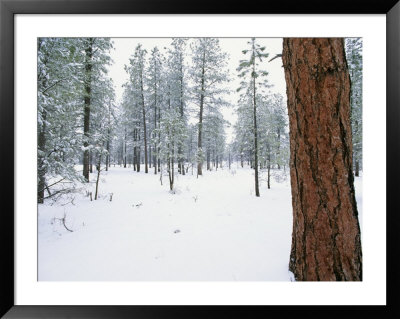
[38,37,293,201]
[37,37,361,201]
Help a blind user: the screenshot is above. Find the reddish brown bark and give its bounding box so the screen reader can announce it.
[282,38,362,281]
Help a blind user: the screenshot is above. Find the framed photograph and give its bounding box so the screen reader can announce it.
[1,0,398,317]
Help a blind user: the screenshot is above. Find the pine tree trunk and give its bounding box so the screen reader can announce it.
[140,67,148,173]
[123,128,127,168]
[178,67,185,176]
[149,143,152,169]
[137,148,141,172]
[105,128,110,171]
[106,103,112,171]
[83,38,93,182]
[154,151,157,174]
[158,103,161,173]
[95,154,102,200]
[277,128,281,170]
[197,50,206,176]
[282,38,362,281]
[252,58,260,197]
[171,143,175,190]
[89,151,93,173]
[267,153,271,190]
[154,105,157,174]
[37,111,47,204]
[167,140,175,191]
[133,128,137,171]
[38,42,48,203]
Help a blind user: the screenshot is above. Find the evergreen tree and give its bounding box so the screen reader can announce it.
[237,38,271,197]
[126,44,149,173]
[81,37,113,182]
[37,38,84,203]
[169,38,188,175]
[190,38,229,176]
[147,46,163,174]
[37,37,113,202]
[345,38,363,177]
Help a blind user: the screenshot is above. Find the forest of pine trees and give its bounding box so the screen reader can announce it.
[37,37,363,281]
[38,37,295,201]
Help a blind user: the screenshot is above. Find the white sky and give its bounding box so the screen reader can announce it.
[107,38,287,143]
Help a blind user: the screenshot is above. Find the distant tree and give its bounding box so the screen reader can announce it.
[158,46,188,191]
[237,38,271,197]
[345,38,363,177]
[81,37,113,182]
[190,38,229,176]
[257,93,288,188]
[186,124,198,175]
[168,39,188,175]
[203,109,227,171]
[147,46,163,174]
[126,44,149,173]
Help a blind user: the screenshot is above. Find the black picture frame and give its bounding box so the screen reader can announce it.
[1,0,399,318]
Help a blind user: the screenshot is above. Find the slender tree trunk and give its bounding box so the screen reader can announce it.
[106,127,110,171]
[119,141,123,166]
[167,152,172,190]
[149,142,152,168]
[123,128,127,168]
[154,99,157,174]
[136,129,141,172]
[197,50,206,176]
[133,128,137,171]
[157,102,161,173]
[282,38,362,281]
[106,102,112,171]
[137,128,141,172]
[83,38,93,182]
[153,150,157,174]
[167,139,175,191]
[95,153,102,200]
[277,127,281,169]
[178,61,185,175]
[213,151,215,168]
[140,69,148,173]
[137,148,141,172]
[267,153,271,190]
[89,151,93,173]
[171,142,175,190]
[252,55,260,197]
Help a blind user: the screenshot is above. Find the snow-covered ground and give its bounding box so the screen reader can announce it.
[38,165,363,281]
